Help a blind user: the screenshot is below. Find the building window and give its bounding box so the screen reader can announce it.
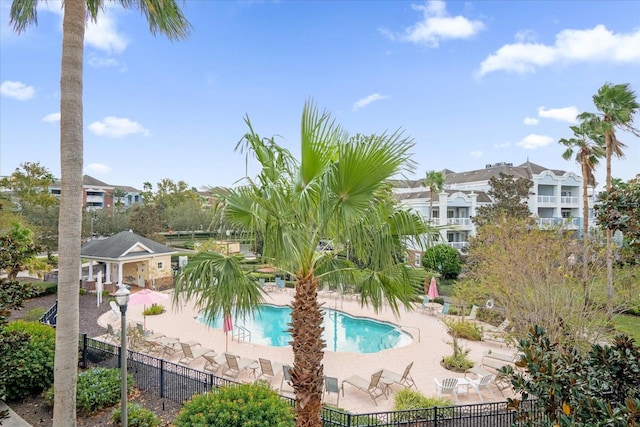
[414,253,421,267]
[561,210,572,218]
[431,210,439,219]
[157,261,164,270]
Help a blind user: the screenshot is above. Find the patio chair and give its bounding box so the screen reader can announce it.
[381,361,417,390]
[483,319,512,346]
[178,342,215,367]
[467,373,496,402]
[135,322,153,336]
[106,323,120,344]
[276,277,286,292]
[466,305,480,321]
[221,353,257,380]
[109,301,120,320]
[202,353,227,374]
[434,378,461,403]
[324,376,340,406]
[257,358,283,384]
[341,369,386,405]
[438,302,450,316]
[280,365,294,394]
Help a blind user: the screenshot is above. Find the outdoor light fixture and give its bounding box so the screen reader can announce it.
[114,284,131,427]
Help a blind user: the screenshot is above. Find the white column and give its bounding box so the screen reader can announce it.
[105,262,112,284]
[88,261,94,280]
[118,261,123,284]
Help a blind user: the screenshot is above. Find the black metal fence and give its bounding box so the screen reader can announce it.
[78,334,547,427]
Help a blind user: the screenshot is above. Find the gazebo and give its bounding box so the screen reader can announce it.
[80,230,178,292]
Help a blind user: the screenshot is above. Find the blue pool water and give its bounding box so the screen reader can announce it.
[197,305,412,354]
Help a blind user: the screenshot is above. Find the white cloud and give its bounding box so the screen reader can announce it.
[353,93,387,111]
[389,0,484,47]
[85,163,112,174]
[538,106,579,123]
[524,117,539,126]
[479,25,640,76]
[88,117,150,138]
[493,142,510,148]
[1,80,35,100]
[514,29,537,43]
[85,7,128,54]
[87,54,120,68]
[42,112,60,123]
[469,150,483,158]
[516,134,554,150]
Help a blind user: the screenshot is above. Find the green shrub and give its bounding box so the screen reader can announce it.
[45,367,133,414]
[111,402,160,427]
[26,281,57,296]
[448,320,482,341]
[174,382,294,427]
[143,304,165,316]
[476,307,506,326]
[79,288,87,295]
[3,321,56,401]
[393,388,453,421]
[422,244,462,279]
[442,353,474,372]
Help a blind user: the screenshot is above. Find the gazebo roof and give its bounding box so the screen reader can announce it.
[81,230,177,260]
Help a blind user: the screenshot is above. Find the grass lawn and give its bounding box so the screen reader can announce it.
[613,314,640,342]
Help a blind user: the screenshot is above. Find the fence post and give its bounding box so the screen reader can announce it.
[433,406,437,426]
[82,333,88,368]
[160,359,165,398]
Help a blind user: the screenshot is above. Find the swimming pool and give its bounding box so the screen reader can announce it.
[197,305,412,354]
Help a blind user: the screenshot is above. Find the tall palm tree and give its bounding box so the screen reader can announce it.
[592,83,639,302]
[9,2,189,425]
[176,102,428,427]
[559,112,605,303]
[424,169,445,244]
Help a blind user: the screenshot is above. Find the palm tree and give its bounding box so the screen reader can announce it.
[176,102,428,427]
[592,83,639,302]
[9,2,189,425]
[559,112,605,303]
[424,169,445,244]
[111,187,128,213]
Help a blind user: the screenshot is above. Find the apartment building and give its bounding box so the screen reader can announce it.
[394,161,586,250]
[49,175,141,210]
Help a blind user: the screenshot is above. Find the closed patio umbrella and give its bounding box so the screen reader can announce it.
[223,314,233,352]
[427,277,439,300]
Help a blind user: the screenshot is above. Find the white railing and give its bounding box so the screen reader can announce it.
[537,195,556,204]
[537,217,580,229]
[86,195,104,203]
[446,218,472,226]
[447,242,469,250]
[561,196,578,205]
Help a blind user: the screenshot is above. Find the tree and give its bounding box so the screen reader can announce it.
[0,222,41,280]
[595,176,640,263]
[9,2,190,426]
[560,113,605,303]
[424,170,445,223]
[175,102,427,427]
[422,244,462,279]
[471,172,533,227]
[459,217,610,348]
[504,326,640,426]
[0,161,58,209]
[111,187,128,213]
[592,83,639,303]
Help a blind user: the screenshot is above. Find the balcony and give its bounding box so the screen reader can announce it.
[560,196,578,205]
[86,195,104,203]
[446,217,472,226]
[537,217,580,230]
[537,195,556,204]
[447,241,469,250]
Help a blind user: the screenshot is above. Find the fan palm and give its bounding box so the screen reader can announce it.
[424,169,445,245]
[176,101,428,427]
[9,1,189,425]
[592,83,639,302]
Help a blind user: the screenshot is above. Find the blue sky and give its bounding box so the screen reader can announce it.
[1,0,639,191]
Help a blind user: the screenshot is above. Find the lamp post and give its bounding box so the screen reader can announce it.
[114,285,131,427]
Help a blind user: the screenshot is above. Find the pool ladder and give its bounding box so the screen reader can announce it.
[232,325,252,343]
[378,329,400,350]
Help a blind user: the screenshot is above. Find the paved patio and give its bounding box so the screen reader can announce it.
[98,289,517,413]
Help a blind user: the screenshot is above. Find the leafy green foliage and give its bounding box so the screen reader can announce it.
[3,320,56,401]
[447,319,483,341]
[45,367,133,415]
[504,326,640,426]
[393,388,453,421]
[0,222,40,280]
[472,173,533,228]
[111,402,160,427]
[422,244,462,279]
[142,303,165,315]
[174,382,295,427]
[442,352,474,372]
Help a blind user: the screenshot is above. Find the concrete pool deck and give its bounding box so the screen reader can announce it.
[98,289,517,413]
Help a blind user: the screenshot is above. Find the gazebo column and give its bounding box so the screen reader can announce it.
[117,261,124,284]
[105,262,112,283]
[88,261,94,280]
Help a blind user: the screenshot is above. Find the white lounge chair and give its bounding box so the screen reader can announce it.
[221,353,257,380]
[382,361,417,390]
[257,358,283,384]
[178,342,214,367]
[341,370,386,405]
[434,377,462,403]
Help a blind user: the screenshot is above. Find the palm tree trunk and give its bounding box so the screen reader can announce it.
[290,273,324,427]
[53,0,85,425]
[605,131,614,306]
[581,158,590,305]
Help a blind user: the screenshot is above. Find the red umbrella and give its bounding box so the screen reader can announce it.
[427,276,439,300]
[223,314,233,352]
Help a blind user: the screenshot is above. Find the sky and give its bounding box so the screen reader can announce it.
[1,0,639,192]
